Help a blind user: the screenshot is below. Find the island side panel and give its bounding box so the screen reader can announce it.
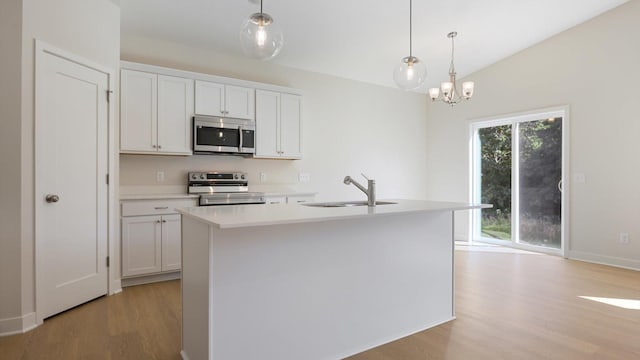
[181,216,213,360]
[207,210,454,360]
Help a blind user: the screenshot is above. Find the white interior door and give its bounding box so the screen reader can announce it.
[35,48,109,321]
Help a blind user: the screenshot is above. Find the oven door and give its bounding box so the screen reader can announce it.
[199,193,266,206]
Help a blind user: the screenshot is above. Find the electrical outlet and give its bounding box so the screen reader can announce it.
[260,173,267,183]
[619,233,630,244]
[299,172,311,183]
[156,171,165,182]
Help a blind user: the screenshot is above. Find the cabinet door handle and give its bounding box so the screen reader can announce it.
[154,206,169,210]
[152,144,157,148]
[157,145,162,149]
[162,220,167,223]
[45,194,60,203]
[156,220,161,223]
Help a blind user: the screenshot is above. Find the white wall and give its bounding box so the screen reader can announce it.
[0,0,120,335]
[120,37,429,202]
[426,0,640,269]
[0,0,24,330]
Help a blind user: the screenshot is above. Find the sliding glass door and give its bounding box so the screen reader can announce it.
[472,108,568,254]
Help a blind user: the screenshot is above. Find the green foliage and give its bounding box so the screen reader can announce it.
[478,118,562,247]
[479,125,512,216]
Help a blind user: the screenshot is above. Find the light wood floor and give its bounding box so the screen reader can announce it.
[1,249,639,359]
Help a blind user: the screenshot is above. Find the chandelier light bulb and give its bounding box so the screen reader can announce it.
[428,87,440,100]
[441,82,453,97]
[462,81,475,98]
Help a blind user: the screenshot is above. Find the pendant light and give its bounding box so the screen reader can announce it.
[240,0,284,61]
[393,0,427,90]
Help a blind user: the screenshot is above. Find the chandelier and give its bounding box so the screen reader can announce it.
[429,32,474,105]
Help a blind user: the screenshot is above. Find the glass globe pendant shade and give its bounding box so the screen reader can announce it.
[393,56,427,90]
[240,12,284,61]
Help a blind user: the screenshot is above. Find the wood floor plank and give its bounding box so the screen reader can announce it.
[349,251,640,360]
[1,250,639,359]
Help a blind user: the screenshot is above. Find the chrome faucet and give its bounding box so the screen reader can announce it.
[344,173,376,207]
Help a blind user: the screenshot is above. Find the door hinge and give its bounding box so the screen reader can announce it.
[106,256,110,267]
[106,173,109,185]
[107,90,113,103]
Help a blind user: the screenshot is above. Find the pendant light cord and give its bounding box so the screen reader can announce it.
[409,0,413,58]
[260,0,263,14]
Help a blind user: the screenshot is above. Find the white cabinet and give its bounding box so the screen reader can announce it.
[255,90,302,159]
[120,69,193,155]
[195,80,255,120]
[161,214,182,271]
[121,215,162,276]
[121,214,181,276]
[121,198,197,278]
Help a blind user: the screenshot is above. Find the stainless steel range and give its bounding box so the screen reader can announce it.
[188,171,265,206]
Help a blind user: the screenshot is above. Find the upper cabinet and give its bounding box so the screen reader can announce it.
[255,90,302,159]
[120,69,193,155]
[195,80,255,120]
[119,62,302,159]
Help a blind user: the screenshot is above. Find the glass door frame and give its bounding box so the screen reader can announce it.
[469,106,570,257]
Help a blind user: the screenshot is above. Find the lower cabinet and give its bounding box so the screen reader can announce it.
[121,214,181,277]
[120,198,196,279]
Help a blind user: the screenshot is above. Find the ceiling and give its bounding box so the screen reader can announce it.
[120,0,628,91]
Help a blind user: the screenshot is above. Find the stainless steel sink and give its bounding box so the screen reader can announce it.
[302,201,397,208]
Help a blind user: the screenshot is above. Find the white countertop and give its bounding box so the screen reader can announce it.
[177,199,489,229]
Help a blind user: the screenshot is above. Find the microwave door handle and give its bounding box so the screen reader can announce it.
[238,126,243,151]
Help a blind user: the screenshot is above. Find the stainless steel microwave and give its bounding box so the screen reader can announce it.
[193,116,255,155]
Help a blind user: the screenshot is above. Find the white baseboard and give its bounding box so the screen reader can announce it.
[110,279,122,295]
[455,232,469,241]
[180,350,191,360]
[121,271,181,287]
[569,250,640,271]
[0,312,38,337]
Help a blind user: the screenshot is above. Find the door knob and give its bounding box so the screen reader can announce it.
[45,194,60,203]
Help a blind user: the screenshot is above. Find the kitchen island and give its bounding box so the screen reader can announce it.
[178,200,486,360]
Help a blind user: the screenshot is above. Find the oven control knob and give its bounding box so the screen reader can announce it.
[191,174,197,180]
[234,174,239,179]
[200,174,205,179]
[241,174,246,180]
